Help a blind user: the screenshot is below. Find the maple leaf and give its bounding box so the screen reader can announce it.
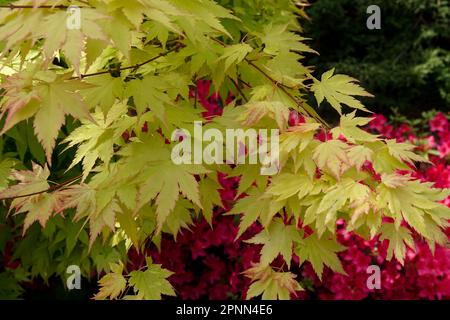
[279,122,320,157]
[39,10,107,66]
[0,67,41,135]
[378,174,450,245]
[0,163,65,233]
[238,100,290,129]
[268,173,314,201]
[0,158,16,190]
[64,103,132,180]
[82,75,124,112]
[0,162,49,201]
[162,199,194,237]
[218,43,252,73]
[318,178,371,214]
[295,234,346,279]
[331,111,379,143]
[171,0,237,39]
[300,179,371,236]
[260,24,317,55]
[58,174,119,248]
[311,69,373,114]
[1,0,450,302]
[17,193,60,235]
[244,264,303,300]
[1,71,94,164]
[198,176,223,225]
[56,184,96,219]
[313,139,350,178]
[385,139,429,165]
[246,219,302,266]
[89,199,119,248]
[229,188,285,238]
[125,75,173,120]
[116,205,141,248]
[367,141,410,173]
[128,262,175,300]
[380,223,414,265]
[94,263,127,300]
[138,162,205,233]
[0,6,108,70]
[230,164,268,197]
[347,145,373,170]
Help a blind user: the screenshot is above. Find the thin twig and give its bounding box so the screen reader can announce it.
[0,174,82,201]
[0,4,90,9]
[245,59,329,128]
[72,44,183,80]
[228,75,248,102]
[208,36,329,127]
[244,58,296,90]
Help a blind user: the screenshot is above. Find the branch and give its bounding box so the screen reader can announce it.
[0,2,91,9]
[72,44,183,80]
[228,75,248,102]
[245,58,329,128]
[0,174,82,201]
[208,36,329,128]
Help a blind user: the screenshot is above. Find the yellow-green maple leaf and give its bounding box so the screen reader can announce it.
[313,139,350,178]
[244,264,303,300]
[311,69,373,114]
[199,176,223,225]
[128,263,175,300]
[379,223,414,265]
[246,218,301,266]
[229,188,285,238]
[94,263,127,300]
[331,111,378,143]
[138,162,205,233]
[295,234,346,279]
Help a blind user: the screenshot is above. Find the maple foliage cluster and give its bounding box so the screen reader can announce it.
[143,83,450,300]
[1,0,449,300]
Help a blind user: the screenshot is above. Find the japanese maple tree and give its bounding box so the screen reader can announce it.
[0,0,448,300]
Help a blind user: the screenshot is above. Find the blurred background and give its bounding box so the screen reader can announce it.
[305,0,450,116]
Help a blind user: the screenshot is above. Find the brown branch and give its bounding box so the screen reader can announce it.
[245,58,329,128]
[0,4,90,9]
[72,44,183,80]
[209,36,329,127]
[0,0,92,9]
[244,58,296,90]
[0,174,82,201]
[228,75,248,102]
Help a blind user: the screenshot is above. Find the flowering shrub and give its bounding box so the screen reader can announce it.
[146,85,450,300]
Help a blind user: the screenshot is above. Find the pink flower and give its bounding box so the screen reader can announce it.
[429,112,449,132]
[437,142,450,158]
[315,130,333,142]
[427,135,436,148]
[369,114,387,132]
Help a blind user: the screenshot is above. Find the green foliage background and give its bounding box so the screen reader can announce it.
[305,0,450,115]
